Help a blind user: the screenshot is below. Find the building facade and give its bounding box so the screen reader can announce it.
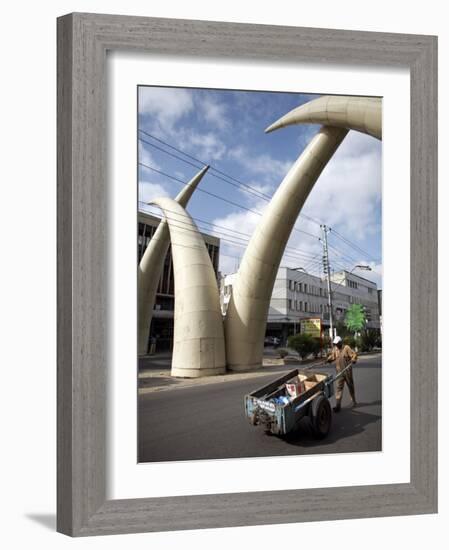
[221,266,381,345]
[138,211,220,351]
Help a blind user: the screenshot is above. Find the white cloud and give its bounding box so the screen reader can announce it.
[198,96,229,130]
[304,131,381,240]
[182,129,227,160]
[139,88,229,163]
[138,142,160,170]
[139,87,193,131]
[138,182,170,204]
[228,146,292,184]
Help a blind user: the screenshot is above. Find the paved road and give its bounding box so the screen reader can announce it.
[138,354,382,463]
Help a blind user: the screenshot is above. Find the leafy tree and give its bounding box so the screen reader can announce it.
[344,304,366,334]
[335,321,351,339]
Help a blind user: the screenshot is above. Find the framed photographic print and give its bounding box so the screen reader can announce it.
[57,13,437,536]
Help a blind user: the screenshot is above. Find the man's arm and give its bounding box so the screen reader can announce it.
[344,345,357,363]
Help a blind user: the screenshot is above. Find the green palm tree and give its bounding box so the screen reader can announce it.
[345,304,366,334]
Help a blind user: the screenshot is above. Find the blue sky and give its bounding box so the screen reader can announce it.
[138,86,382,288]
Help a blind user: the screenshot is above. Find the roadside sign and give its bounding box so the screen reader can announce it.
[300,318,321,338]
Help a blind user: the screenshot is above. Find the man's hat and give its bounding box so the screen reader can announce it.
[333,336,342,345]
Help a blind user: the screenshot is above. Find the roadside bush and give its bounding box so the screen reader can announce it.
[310,337,322,358]
[288,333,319,360]
[359,330,378,352]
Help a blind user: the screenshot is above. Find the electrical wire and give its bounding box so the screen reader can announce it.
[140,201,320,262]
[138,129,322,226]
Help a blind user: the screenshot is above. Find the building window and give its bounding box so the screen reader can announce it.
[288,299,292,310]
[298,282,302,293]
[304,283,308,294]
[299,301,303,311]
[304,302,308,312]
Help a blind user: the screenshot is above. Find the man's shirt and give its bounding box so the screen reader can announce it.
[327,345,357,371]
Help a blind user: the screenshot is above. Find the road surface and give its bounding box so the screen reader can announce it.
[138,354,381,463]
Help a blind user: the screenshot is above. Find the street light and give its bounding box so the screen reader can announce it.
[332,264,372,288]
[350,264,372,273]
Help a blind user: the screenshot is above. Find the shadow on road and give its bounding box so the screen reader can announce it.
[282,399,382,449]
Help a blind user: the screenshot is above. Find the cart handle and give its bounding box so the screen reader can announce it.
[325,361,355,386]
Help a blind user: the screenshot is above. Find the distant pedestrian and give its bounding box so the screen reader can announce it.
[326,336,357,412]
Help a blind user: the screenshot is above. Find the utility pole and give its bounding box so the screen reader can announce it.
[321,224,335,342]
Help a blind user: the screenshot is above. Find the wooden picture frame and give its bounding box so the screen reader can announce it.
[57,12,437,536]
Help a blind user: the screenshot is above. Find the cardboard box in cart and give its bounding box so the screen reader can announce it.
[285,377,305,398]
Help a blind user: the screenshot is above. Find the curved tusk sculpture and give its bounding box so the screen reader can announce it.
[150,197,226,378]
[138,165,209,356]
[224,126,348,371]
[265,95,382,140]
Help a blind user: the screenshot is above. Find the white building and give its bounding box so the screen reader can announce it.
[221,266,381,345]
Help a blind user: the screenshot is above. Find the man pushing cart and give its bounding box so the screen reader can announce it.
[326,335,358,412]
[244,336,359,438]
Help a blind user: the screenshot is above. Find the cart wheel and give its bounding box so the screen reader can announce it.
[311,394,332,439]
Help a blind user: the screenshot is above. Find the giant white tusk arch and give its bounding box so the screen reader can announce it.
[138,165,209,356]
[224,126,348,370]
[265,95,382,140]
[150,197,226,378]
[225,95,382,371]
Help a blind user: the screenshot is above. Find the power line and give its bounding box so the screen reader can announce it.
[139,162,319,241]
[139,162,265,214]
[139,211,347,293]
[139,128,273,200]
[140,201,319,261]
[138,130,379,266]
[139,137,270,202]
[331,229,380,263]
[327,242,360,267]
[139,206,324,267]
[139,129,321,226]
